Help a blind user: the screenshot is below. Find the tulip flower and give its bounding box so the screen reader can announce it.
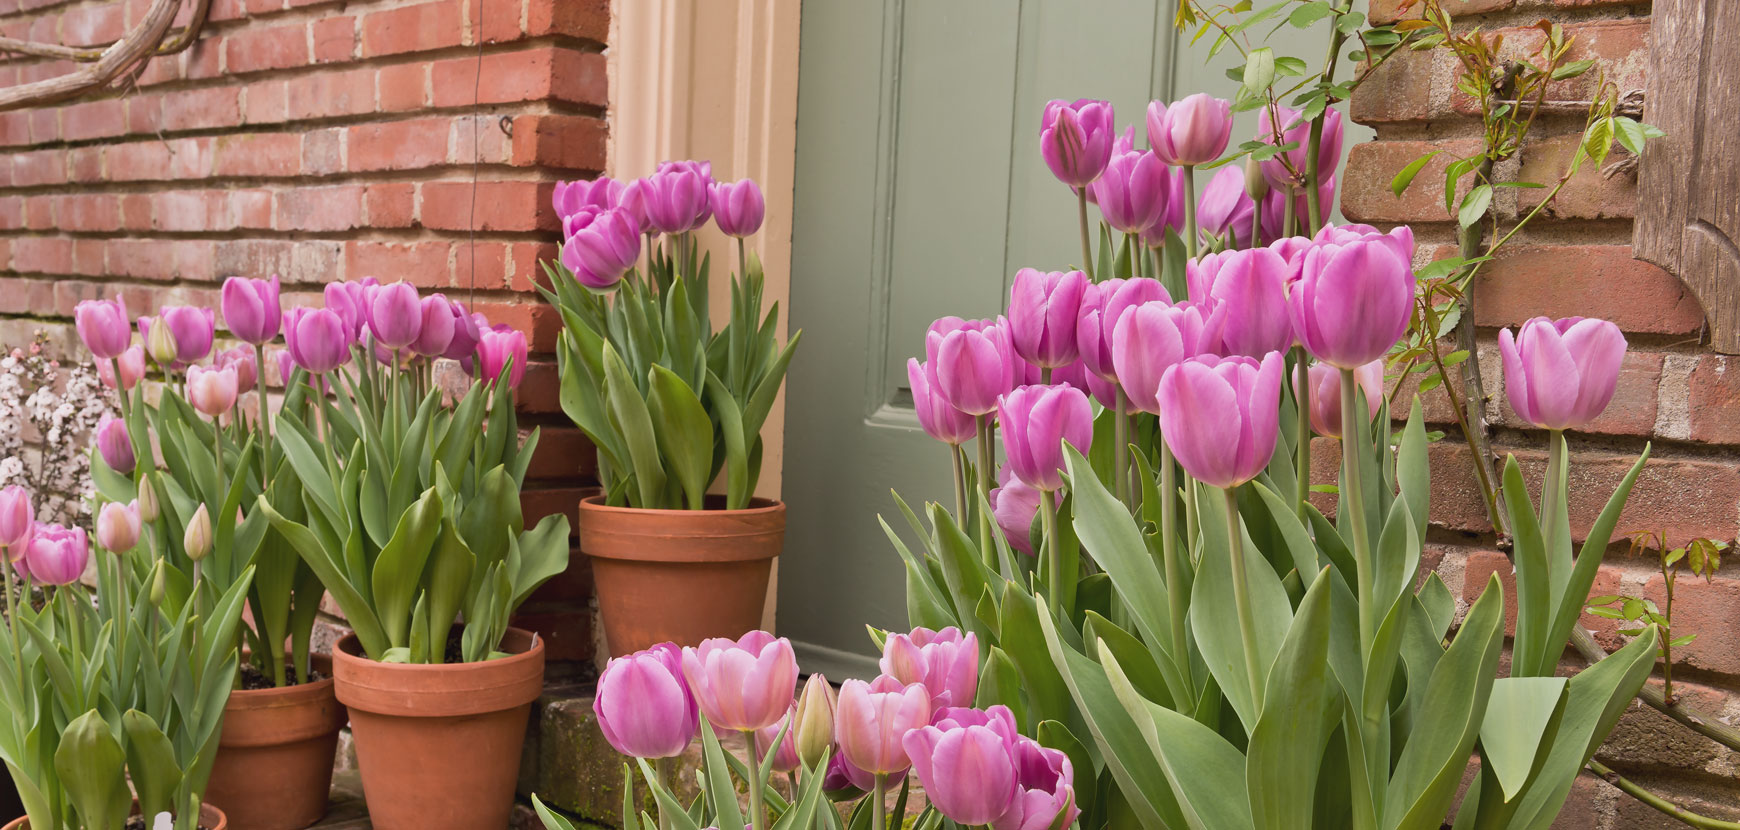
[324,281,367,342]
[1158,352,1284,489]
[365,282,422,351]
[755,709,802,773]
[158,306,216,363]
[1499,317,1627,431]
[187,364,240,418]
[95,415,135,474]
[1197,165,1258,248]
[1075,278,1171,382]
[794,673,837,769]
[562,207,642,290]
[902,705,1020,826]
[823,752,876,794]
[552,176,624,221]
[1039,99,1115,188]
[1147,94,1234,167]
[594,643,699,759]
[137,476,160,523]
[934,321,1017,417]
[1090,149,1168,235]
[284,308,351,374]
[25,523,88,585]
[216,346,258,394]
[993,738,1079,830]
[642,161,714,234]
[0,486,33,555]
[1187,248,1294,358]
[1111,301,1217,413]
[98,345,146,391]
[908,359,976,446]
[681,632,798,733]
[141,316,180,367]
[1313,221,1385,245]
[1259,172,1338,240]
[477,328,528,390]
[1008,268,1088,369]
[1138,165,1189,248]
[443,301,481,362]
[409,293,457,358]
[999,384,1093,493]
[75,297,132,359]
[834,676,931,776]
[989,467,1042,555]
[880,627,980,710]
[97,501,141,554]
[1257,105,1343,193]
[711,179,766,238]
[222,275,282,344]
[1289,227,1416,369]
[184,504,213,562]
[1302,360,1384,438]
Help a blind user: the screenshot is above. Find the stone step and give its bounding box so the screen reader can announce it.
[309,771,585,830]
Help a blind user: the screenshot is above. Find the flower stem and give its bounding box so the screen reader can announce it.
[1041,488,1062,616]
[871,774,888,830]
[110,357,131,419]
[1159,440,1192,702]
[747,732,767,830]
[738,237,748,281]
[951,444,969,524]
[1223,487,1266,711]
[655,757,675,830]
[1182,166,1200,261]
[254,343,272,492]
[1340,367,1375,655]
[1282,188,1298,240]
[1294,347,1312,519]
[1076,188,1096,280]
[1113,388,1130,509]
[975,414,996,570]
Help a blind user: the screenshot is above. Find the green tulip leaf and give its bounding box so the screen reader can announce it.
[371,488,446,648]
[55,710,131,830]
[1478,677,1569,802]
[602,342,668,508]
[647,364,715,510]
[122,710,184,821]
[1247,569,1339,830]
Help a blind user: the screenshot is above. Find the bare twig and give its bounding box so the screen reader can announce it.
[1588,759,1740,830]
[0,0,209,63]
[0,0,182,112]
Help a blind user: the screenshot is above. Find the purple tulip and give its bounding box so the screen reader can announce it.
[1008,269,1088,369]
[222,276,282,345]
[216,346,258,394]
[1158,353,1284,489]
[993,738,1079,830]
[1091,150,1169,234]
[1147,94,1234,167]
[96,500,141,555]
[1187,248,1295,358]
[642,160,715,235]
[1313,222,1385,245]
[1039,99,1116,188]
[1259,172,1337,239]
[283,307,351,374]
[443,301,481,361]
[552,176,623,221]
[157,306,215,364]
[755,708,802,773]
[476,328,528,390]
[824,752,877,794]
[594,643,699,759]
[711,179,766,238]
[834,676,931,776]
[410,293,457,358]
[96,415,135,474]
[909,359,976,445]
[1289,227,1416,369]
[934,321,1017,417]
[1139,165,1189,247]
[1257,105,1343,193]
[880,627,980,711]
[187,364,240,418]
[75,297,132,360]
[681,632,798,733]
[903,705,1020,826]
[98,345,146,391]
[1268,234,1316,270]
[1077,278,1172,382]
[324,281,367,342]
[989,467,1042,555]
[1198,165,1258,248]
[25,523,88,586]
[1301,360,1384,438]
[1000,384,1094,492]
[1499,317,1627,431]
[0,487,33,556]
[1111,301,1218,413]
[364,282,422,351]
[562,207,641,290]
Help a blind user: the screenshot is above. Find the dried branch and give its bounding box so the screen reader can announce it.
[0,0,209,63]
[0,0,181,112]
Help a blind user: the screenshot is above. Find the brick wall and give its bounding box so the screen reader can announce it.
[1349,0,1740,824]
[0,0,604,662]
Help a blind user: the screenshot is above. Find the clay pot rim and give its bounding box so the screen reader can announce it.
[330,628,545,717]
[577,493,785,518]
[225,653,337,712]
[3,802,227,830]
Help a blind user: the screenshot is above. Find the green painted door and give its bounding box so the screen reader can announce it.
[781,0,1370,676]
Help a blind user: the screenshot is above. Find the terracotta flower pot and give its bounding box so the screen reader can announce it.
[3,802,227,829]
[331,628,544,830]
[204,656,347,830]
[578,494,785,656]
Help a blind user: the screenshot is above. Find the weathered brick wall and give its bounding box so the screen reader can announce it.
[0,0,604,662]
[1349,0,1740,824]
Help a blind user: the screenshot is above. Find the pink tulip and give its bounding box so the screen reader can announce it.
[1158,353,1284,489]
[25,523,88,586]
[216,346,258,394]
[1259,172,1337,240]
[934,321,1017,417]
[1313,222,1385,245]
[283,307,351,374]
[903,705,1020,826]
[222,276,282,345]
[999,384,1094,492]
[1187,248,1294,358]
[1267,234,1315,270]
[1257,105,1343,193]
[755,708,802,773]
[552,177,624,221]
[365,282,423,351]
[477,328,528,390]
[156,306,216,364]
[98,345,146,391]
[993,738,1079,830]
[824,752,877,793]
[443,301,481,361]
[1039,99,1116,188]
[594,643,699,759]
[96,501,141,554]
[880,627,980,710]
[562,207,641,290]
[1076,278,1171,382]
[908,358,976,445]
[681,632,798,733]
[1301,360,1384,438]
[834,676,932,776]
[1008,269,1088,369]
[1139,165,1189,247]
[642,160,714,235]
[711,179,766,238]
[324,281,368,342]
[1289,226,1415,369]
[1197,165,1258,248]
[187,364,240,418]
[0,486,34,554]
[989,467,1042,555]
[1111,301,1218,414]
[1147,94,1234,167]
[410,293,457,358]
[1499,317,1627,431]
[1090,150,1169,234]
[75,297,132,360]
[96,415,135,474]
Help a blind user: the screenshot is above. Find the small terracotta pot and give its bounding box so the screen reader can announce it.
[331,629,544,830]
[3,802,227,829]
[204,656,347,830]
[579,494,785,656]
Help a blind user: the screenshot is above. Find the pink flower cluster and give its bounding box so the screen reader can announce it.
[551,162,766,290]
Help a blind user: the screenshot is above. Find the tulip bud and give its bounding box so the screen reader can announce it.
[0,486,33,552]
[96,415,135,474]
[1244,156,1270,202]
[1039,99,1116,189]
[26,524,89,585]
[221,275,283,345]
[184,504,212,562]
[145,317,180,366]
[1146,94,1234,168]
[998,384,1094,492]
[75,297,132,360]
[411,293,458,358]
[159,306,216,364]
[593,643,698,759]
[476,328,529,390]
[710,179,766,238]
[1289,227,1416,369]
[187,364,240,418]
[1158,353,1285,489]
[97,501,142,554]
[903,705,1021,826]
[755,710,802,774]
[1499,316,1627,431]
[366,282,423,351]
[794,673,837,769]
[1007,268,1088,370]
[641,161,715,235]
[284,307,351,375]
[561,207,641,290]
[150,561,167,604]
[137,476,160,523]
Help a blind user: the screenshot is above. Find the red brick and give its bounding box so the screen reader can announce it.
[526,0,607,40]
[453,241,511,291]
[141,52,187,85]
[71,240,106,276]
[1472,245,1707,337]
[1517,135,1636,221]
[1686,356,1740,445]
[285,68,374,121]
[125,93,163,134]
[12,150,65,187]
[1449,22,1649,120]
[68,147,103,183]
[107,239,214,282]
[1350,48,1433,125]
[24,197,53,231]
[431,48,605,108]
[208,0,248,22]
[12,238,74,274]
[310,15,355,63]
[300,128,345,176]
[213,132,301,177]
[360,0,464,57]
[0,279,56,316]
[1340,139,1484,224]
[376,63,428,111]
[120,194,153,230]
[224,24,308,74]
[0,113,31,147]
[1458,551,1626,639]
[364,183,417,228]
[347,118,448,172]
[1369,0,1511,23]
[28,108,57,144]
[150,191,214,232]
[469,301,560,352]
[475,0,520,43]
[526,426,598,480]
[245,0,284,14]
[61,99,125,141]
[168,138,215,179]
[275,185,364,232]
[56,194,121,232]
[214,239,342,284]
[509,605,592,662]
[61,2,125,45]
[509,114,606,171]
[228,190,275,230]
[419,180,556,232]
[106,142,170,182]
[519,483,589,532]
[1494,350,1663,437]
[449,114,511,165]
[1641,575,1740,676]
[347,241,450,285]
[243,80,290,124]
[160,87,241,132]
[505,240,558,293]
[0,197,22,231]
[516,361,562,414]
